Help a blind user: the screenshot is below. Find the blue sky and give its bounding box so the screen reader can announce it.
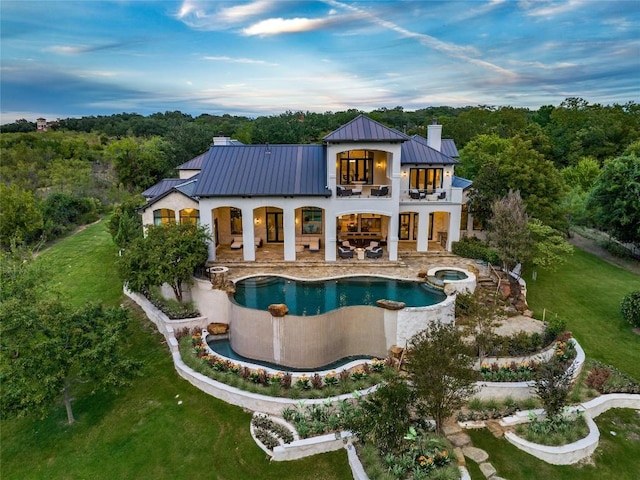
[1,0,639,123]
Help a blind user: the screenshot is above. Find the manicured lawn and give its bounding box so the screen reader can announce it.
[1,218,351,480]
[526,247,640,379]
[467,408,640,480]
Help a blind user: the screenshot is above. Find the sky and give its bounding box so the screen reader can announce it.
[1,0,639,123]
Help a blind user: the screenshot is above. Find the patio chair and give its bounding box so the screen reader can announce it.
[365,241,379,252]
[338,246,354,258]
[341,240,356,250]
[230,237,243,249]
[365,247,383,259]
[337,186,352,197]
[438,191,446,200]
[308,237,320,252]
[409,189,425,200]
[371,186,389,197]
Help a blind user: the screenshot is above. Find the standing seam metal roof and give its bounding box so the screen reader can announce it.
[194,144,328,196]
[402,136,458,165]
[323,114,410,142]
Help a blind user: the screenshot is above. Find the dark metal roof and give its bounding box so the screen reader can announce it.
[141,178,185,199]
[194,145,329,197]
[402,136,458,165]
[178,151,208,171]
[323,114,409,142]
[452,175,473,190]
[441,139,459,158]
[139,175,200,212]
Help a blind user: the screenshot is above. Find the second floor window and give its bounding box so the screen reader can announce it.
[409,168,443,191]
[339,150,374,184]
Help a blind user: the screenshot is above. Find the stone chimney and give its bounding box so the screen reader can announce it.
[426,118,442,152]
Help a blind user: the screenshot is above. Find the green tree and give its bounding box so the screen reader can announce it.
[468,136,568,230]
[587,154,640,247]
[119,223,210,301]
[107,196,144,248]
[405,323,477,434]
[0,184,44,248]
[346,375,415,455]
[106,136,172,191]
[527,219,574,271]
[486,189,532,274]
[456,290,502,362]
[620,291,640,328]
[534,358,575,421]
[0,251,140,424]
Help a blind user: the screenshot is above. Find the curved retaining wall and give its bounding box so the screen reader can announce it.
[473,338,586,401]
[502,393,640,465]
[125,286,377,416]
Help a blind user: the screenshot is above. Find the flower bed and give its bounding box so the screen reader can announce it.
[178,328,393,399]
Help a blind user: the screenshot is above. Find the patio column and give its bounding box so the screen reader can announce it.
[283,208,296,261]
[388,214,399,261]
[241,209,256,262]
[416,210,429,252]
[325,213,336,262]
[446,210,461,251]
[203,208,216,262]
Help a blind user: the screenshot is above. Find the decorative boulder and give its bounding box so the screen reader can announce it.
[417,269,428,278]
[467,264,480,275]
[207,323,229,335]
[268,303,289,317]
[498,283,511,299]
[376,299,406,310]
[224,281,236,295]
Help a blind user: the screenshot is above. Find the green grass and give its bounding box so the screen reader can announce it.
[37,219,123,307]
[1,218,351,480]
[467,409,640,480]
[526,248,640,379]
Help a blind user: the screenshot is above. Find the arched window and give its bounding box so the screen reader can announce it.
[180,208,199,225]
[153,208,175,225]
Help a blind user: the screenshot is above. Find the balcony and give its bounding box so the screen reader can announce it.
[401,188,459,203]
[336,184,391,198]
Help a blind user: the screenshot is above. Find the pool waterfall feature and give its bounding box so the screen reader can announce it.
[223,275,456,370]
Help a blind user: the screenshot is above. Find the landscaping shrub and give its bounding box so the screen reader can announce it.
[620,290,640,327]
[586,360,640,394]
[451,236,500,264]
[142,287,200,319]
[543,316,568,344]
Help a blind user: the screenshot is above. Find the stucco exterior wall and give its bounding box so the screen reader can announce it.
[140,192,199,226]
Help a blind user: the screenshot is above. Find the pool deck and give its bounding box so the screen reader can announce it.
[210,247,489,282]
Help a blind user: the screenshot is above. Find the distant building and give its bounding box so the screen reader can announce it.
[36,117,60,131]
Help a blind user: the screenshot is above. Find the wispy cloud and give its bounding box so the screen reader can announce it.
[175,0,277,30]
[521,0,587,18]
[202,55,278,66]
[242,16,338,36]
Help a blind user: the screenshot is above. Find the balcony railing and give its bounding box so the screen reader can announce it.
[402,188,456,202]
[336,184,391,198]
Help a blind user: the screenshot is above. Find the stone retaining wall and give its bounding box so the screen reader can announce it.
[473,338,585,401]
[502,393,640,465]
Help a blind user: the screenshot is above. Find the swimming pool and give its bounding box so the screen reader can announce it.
[435,269,469,281]
[233,275,446,315]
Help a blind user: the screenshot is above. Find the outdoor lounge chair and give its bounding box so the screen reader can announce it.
[409,189,425,200]
[338,246,354,258]
[230,237,243,249]
[341,240,356,250]
[255,237,262,248]
[365,247,383,259]
[365,241,379,252]
[371,186,389,197]
[437,191,446,200]
[308,237,320,252]
[337,186,352,197]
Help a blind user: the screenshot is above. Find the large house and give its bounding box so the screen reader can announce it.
[140,115,473,262]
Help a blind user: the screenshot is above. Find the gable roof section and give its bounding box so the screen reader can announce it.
[441,139,459,158]
[323,114,409,142]
[139,175,200,212]
[142,178,186,199]
[402,136,458,165]
[195,144,328,197]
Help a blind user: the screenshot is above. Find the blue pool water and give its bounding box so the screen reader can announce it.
[435,270,469,281]
[206,338,371,372]
[233,275,446,316]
